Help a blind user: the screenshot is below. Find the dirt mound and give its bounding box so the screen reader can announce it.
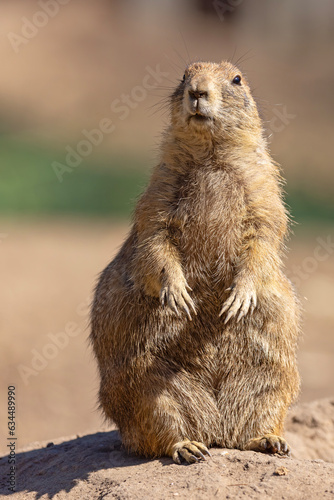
[1,398,333,499]
[286,398,334,463]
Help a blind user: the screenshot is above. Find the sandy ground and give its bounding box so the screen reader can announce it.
[0,398,333,499]
[0,219,334,455]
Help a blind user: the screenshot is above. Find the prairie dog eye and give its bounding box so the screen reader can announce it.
[232,75,241,85]
[182,74,186,83]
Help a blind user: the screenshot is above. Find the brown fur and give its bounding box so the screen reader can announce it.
[90,60,300,463]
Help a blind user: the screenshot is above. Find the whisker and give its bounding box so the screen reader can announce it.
[172,45,188,68]
[179,31,191,65]
[164,53,184,74]
[234,49,255,67]
[229,45,238,65]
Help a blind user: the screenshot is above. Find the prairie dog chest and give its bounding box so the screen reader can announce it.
[166,167,245,280]
[170,167,245,247]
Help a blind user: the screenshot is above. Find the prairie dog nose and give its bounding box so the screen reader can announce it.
[188,89,208,100]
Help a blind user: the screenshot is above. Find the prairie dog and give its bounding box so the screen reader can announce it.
[90,60,300,464]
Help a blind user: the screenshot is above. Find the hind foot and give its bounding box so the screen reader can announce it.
[244,434,290,455]
[172,440,211,464]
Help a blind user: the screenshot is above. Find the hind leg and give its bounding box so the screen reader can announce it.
[217,383,294,456]
[100,370,219,464]
[243,415,290,455]
[119,391,213,464]
[215,361,297,455]
[216,297,300,455]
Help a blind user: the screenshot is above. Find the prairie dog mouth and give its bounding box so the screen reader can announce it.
[188,113,213,124]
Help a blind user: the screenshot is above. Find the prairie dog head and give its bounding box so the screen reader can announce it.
[170,61,261,140]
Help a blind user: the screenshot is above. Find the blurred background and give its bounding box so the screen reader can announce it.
[1,0,334,452]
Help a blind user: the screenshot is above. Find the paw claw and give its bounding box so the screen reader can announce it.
[160,278,196,320]
[224,310,234,324]
[237,309,244,322]
[220,281,256,322]
[160,289,166,307]
[172,441,210,465]
[245,434,290,456]
[172,450,182,465]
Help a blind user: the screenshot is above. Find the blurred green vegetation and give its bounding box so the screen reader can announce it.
[0,138,333,223]
[0,138,149,218]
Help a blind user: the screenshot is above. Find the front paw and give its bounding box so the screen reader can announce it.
[160,278,196,320]
[219,282,257,324]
